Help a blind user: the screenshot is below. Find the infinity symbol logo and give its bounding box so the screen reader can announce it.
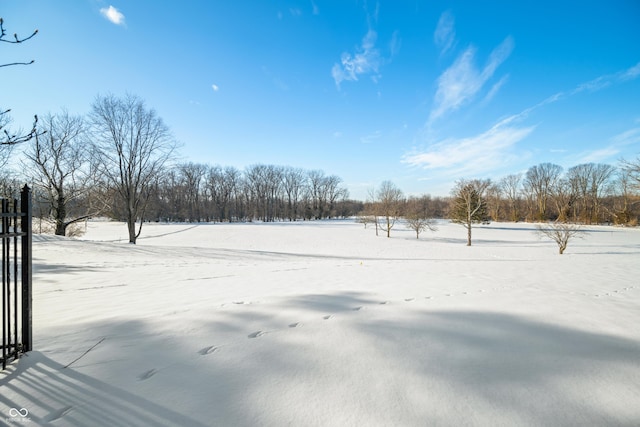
[8,408,29,417]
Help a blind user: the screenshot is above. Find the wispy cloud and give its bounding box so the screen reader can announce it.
[211,84,219,92]
[311,1,319,15]
[410,62,640,178]
[403,120,534,177]
[389,30,401,57]
[434,11,455,55]
[483,75,509,104]
[622,62,640,80]
[332,30,381,88]
[100,5,125,26]
[429,36,514,123]
[575,127,640,164]
[572,61,640,95]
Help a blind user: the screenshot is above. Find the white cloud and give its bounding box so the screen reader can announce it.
[483,74,509,104]
[621,62,640,80]
[434,11,455,55]
[575,127,640,164]
[429,36,514,123]
[212,84,219,92]
[100,5,125,26]
[332,30,380,89]
[290,8,302,17]
[403,120,534,177]
[573,61,640,95]
[389,30,401,57]
[311,1,319,15]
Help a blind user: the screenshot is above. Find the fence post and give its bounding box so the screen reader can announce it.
[20,185,32,353]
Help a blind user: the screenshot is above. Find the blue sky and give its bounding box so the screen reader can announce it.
[3,1,640,199]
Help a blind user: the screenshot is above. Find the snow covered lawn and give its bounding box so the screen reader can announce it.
[2,220,639,426]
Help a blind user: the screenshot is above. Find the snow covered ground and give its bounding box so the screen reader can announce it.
[2,220,639,426]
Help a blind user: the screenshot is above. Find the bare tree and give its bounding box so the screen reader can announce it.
[567,163,615,223]
[245,164,283,222]
[376,181,404,238]
[307,170,327,219]
[608,167,637,225]
[91,93,176,243]
[1,17,41,146]
[178,162,207,222]
[23,111,98,236]
[404,195,437,239]
[550,177,576,223]
[535,223,584,254]
[282,167,306,221]
[206,165,242,222]
[485,182,503,222]
[499,173,522,222]
[621,157,640,190]
[523,163,563,221]
[449,179,490,246]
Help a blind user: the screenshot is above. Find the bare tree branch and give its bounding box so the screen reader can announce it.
[535,223,585,255]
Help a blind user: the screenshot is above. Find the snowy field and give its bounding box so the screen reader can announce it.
[2,219,640,426]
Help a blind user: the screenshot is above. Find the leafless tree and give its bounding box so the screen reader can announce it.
[485,183,503,222]
[404,195,437,239]
[535,223,584,254]
[307,170,327,219]
[550,177,576,223]
[621,157,640,190]
[1,17,41,146]
[178,162,207,222]
[206,165,242,222]
[499,173,522,222]
[282,167,306,221]
[567,163,614,223]
[607,167,638,225]
[245,164,283,221]
[523,163,563,221]
[376,181,404,238]
[23,111,99,236]
[449,179,490,246]
[91,93,177,243]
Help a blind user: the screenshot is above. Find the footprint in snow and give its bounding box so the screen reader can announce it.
[138,369,157,381]
[323,315,332,320]
[379,301,389,305]
[353,306,365,311]
[198,346,218,355]
[248,331,266,338]
[404,298,415,302]
[288,322,302,328]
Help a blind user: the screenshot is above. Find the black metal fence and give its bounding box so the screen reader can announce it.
[1,185,32,370]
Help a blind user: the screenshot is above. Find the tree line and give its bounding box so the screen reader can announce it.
[2,94,639,244]
[0,95,360,242]
[359,161,639,246]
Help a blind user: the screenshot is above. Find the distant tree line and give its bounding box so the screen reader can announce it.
[2,91,639,243]
[137,163,360,224]
[362,161,640,232]
[0,95,360,242]
[485,161,639,225]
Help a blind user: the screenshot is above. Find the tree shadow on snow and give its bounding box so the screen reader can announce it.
[0,351,208,426]
[5,296,639,426]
